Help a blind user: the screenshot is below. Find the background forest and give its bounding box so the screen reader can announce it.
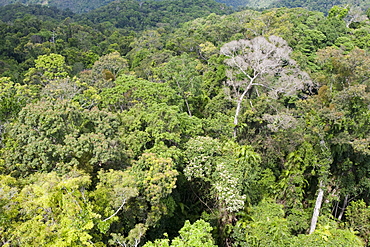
[1,0,370,246]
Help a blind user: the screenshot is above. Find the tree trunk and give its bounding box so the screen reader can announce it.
[233,99,242,138]
[337,194,349,221]
[184,97,192,117]
[176,80,192,117]
[233,83,252,138]
[309,180,324,234]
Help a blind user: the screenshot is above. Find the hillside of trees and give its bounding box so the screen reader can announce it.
[270,0,370,14]
[0,0,231,13]
[0,0,117,13]
[1,1,370,246]
[0,0,369,14]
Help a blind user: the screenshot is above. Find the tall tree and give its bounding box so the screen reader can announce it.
[155,53,203,117]
[220,36,312,137]
[184,136,261,245]
[91,51,128,83]
[0,171,98,246]
[144,219,217,247]
[1,99,123,176]
[23,53,71,86]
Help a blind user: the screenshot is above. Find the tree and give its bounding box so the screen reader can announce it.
[232,199,291,247]
[220,36,312,137]
[92,169,143,246]
[91,51,128,83]
[99,74,180,112]
[108,153,179,246]
[184,136,261,245]
[155,53,203,117]
[344,6,368,28]
[0,175,19,245]
[1,99,123,176]
[144,219,216,247]
[316,47,370,90]
[92,169,139,225]
[346,200,370,245]
[295,82,370,230]
[291,225,363,247]
[0,77,37,123]
[40,76,84,101]
[1,171,99,246]
[132,153,179,225]
[23,53,71,86]
[119,103,202,158]
[232,199,363,247]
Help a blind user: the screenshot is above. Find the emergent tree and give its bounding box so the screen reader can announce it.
[220,35,312,137]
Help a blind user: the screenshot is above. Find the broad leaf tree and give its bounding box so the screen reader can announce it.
[184,136,261,245]
[23,53,71,86]
[155,53,203,117]
[144,219,217,247]
[1,99,123,176]
[0,171,99,246]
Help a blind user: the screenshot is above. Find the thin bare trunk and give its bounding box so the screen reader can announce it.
[309,180,324,234]
[333,200,339,218]
[176,80,192,117]
[233,99,242,138]
[233,83,252,138]
[184,97,192,117]
[338,194,349,221]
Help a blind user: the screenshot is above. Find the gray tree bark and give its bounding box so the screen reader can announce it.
[309,180,324,234]
[338,194,349,221]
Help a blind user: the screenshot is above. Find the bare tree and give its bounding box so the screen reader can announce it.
[220,36,312,137]
[344,6,368,28]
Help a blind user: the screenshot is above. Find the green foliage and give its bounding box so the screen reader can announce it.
[144,219,216,247]
[0,77,37,123]
[183,135,262,241]
[233,200,364,247]
[171,220,217,247]
[131,153,179,226]
[232,199,291,247]
[292,225,363,247]
[0,175,19,243]
[100,74,180,112]
[297,81,370,203]
[328,6,349,20]
[120,103,202,158]
[91,51,128,83]
[1,99,123,176]
[24,53,71,86]
[1,171,98,246]
[1,3,370,246]
[78,0,232,30]
[154,53,203,116]
[0,3,73,22]
[92,169,139,231]
[346,200,370,245]
[316,47,370,89]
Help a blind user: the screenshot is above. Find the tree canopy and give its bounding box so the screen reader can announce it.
[1,2,370,247]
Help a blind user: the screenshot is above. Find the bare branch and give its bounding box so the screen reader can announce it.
[221,35,312,137]
[103,198,127,222]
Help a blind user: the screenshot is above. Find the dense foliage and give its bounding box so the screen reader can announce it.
[0,0,118,13]
[1,0,369,14]
[77,0,232,30]
[1,1,370,246]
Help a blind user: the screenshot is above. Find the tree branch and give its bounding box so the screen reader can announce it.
[103,198,127,222]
